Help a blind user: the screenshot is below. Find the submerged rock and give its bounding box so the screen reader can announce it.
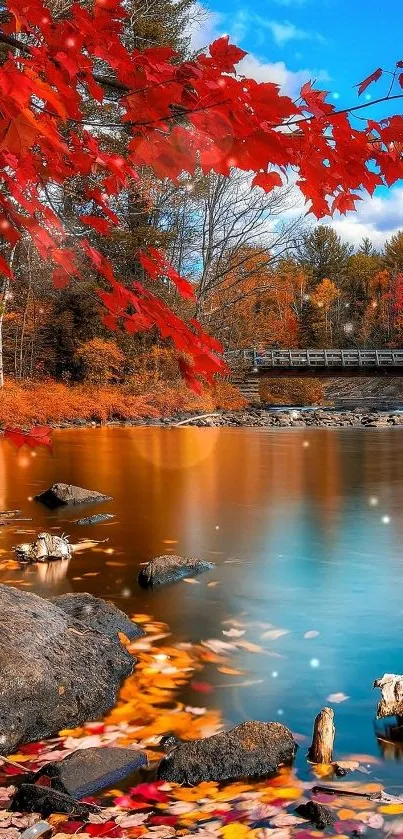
[296,801,336,829]
[52,592,144,641]
[157,721,296,785]
[35,483,112,508]
[76,513,115,525]
[0,584,135,754]
[34,747,148,798]
[15,532,72,563]
[139,555,215,587]
[9,785,100,819]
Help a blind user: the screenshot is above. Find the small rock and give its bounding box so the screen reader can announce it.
[35,483,112,508]
[295,801,336,830]
[34,747,148,798]
[15,533,72,564]
[9,785,100,819]
[52,592,144,641]
[20,822,53,839]
[139,555,215,588]
[157,721,296,785]
[76,513,115,525]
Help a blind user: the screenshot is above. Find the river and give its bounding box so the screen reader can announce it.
[1,426,403,785]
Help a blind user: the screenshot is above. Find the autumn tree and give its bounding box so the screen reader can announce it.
[310,278,340,345]
[76,337,125,384]
[384,231,403,275]
[297,227,353,287]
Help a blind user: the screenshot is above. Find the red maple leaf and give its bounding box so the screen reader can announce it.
[357,67,383,95]
[4,426,53,450]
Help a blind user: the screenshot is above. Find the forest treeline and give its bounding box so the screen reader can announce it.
[1,0,403,417]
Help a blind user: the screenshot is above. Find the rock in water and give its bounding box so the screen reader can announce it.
[76,513,115,525]
[139,555,215,587]
[34,747,148,798]
[157,721,296,784]
[0,584,135,754]
[9,785,100,819]
[52,592,144,641]
[15,532,72,563]
[295,802,336,829]
[35,483,112,508]
[374,673,403,718]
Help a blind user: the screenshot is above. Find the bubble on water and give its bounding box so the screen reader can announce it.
[310,658,320,668]
[369,496,379,506]
[302,440,310,448]
[277,708,284,716]
[215,525,220,530]
[382,515,391,524]
[121,587,131,598]
[272,671,278,678]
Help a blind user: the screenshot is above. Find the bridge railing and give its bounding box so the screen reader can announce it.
[224,349,403,369]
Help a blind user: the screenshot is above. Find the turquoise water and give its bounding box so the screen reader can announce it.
[1,427,403,784]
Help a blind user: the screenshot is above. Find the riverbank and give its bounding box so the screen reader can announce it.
[1,380,403,429]
[47,407,403,428]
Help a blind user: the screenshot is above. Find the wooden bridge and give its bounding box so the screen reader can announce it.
[226,349,403,402]
[226,348,403,377]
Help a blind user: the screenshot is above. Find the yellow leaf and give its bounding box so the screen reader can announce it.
[337,809,357,820]
[378,804,403,814]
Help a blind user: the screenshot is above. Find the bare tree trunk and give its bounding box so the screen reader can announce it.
[0,276,10,389]
[308,707,335,764]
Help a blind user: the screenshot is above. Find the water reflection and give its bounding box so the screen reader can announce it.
[1,427,403,781]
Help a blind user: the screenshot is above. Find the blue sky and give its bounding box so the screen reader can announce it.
[190,0,403,249]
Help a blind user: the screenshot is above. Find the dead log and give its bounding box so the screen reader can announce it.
[308,707,335,764]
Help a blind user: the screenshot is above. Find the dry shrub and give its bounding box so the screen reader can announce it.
[213,380,247,410]
[260,377,324,406]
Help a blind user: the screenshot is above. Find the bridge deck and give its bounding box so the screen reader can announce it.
[225,349,403,377]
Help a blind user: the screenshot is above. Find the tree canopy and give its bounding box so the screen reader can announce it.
[1,0,403,406]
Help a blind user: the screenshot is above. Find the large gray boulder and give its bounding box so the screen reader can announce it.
[52,592,144,642]
[0,584,137,754]
[157,721,296,785]
[139,555,215,587]
[35,483,112,508]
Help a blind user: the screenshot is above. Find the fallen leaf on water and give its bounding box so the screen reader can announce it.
[327,693,350,704]
[208,581,220,587]
[183,578,201,584]
[201,640,236,654]
[304,631,319,639]
[218,667,245,676]
[191,681,214,694]
[260,629,289,641]
[222,629,246,638]
[378,805,403,814]
[271,814,305,827]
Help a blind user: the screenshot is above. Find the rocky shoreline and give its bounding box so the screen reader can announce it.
[47,407,403,429]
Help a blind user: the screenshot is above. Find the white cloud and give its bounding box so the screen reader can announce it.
[265,20,312,47]
[186,4,329,98]
[325,187,403,249]
[237,55,328,96]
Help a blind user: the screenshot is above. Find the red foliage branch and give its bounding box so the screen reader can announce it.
[0,0,402,393]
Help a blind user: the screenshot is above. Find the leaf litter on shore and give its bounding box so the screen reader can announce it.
[0,614,401,839]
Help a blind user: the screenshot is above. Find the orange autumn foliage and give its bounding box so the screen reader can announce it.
[0,379,245,427]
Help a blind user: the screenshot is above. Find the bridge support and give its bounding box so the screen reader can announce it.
[231,374,261,404]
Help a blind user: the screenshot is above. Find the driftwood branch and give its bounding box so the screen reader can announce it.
[308,707,335,764]
[174,413,221,427]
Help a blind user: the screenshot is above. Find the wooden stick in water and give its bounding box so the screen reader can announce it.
[309,707,335,764]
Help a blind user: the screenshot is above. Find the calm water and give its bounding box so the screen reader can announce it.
[1,426,403,783]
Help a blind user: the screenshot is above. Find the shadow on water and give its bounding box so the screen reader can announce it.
[1,426,403,783]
